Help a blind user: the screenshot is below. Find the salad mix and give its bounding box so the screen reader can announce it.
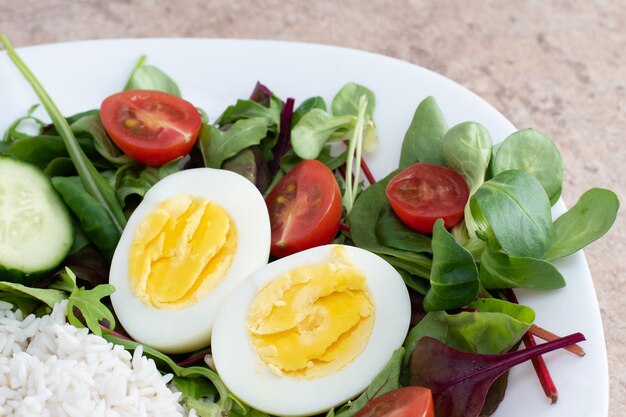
[0,35,620,417]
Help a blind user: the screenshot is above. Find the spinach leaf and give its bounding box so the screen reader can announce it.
[2,36,127,234]
[348,171,432,279]
[44,157,76,177]
[399,96,448,169]
[404,299,533,361]
[491,129,563,205]
[424,219,479,311]
[52,176,121,262]
[397,268,431,295]
[333,348,404,417]
[199,118,268,169]
[292,96,327,126]
[442,122,492,194]
[471,170,552,258]
[71,114,132,165]
[543,188,619,261]
[123,55,181,96]
[480,245,565,290]
[115,158,182,205]
[375,205,432,254]
[2,135,99,169]
[291,108,353,159]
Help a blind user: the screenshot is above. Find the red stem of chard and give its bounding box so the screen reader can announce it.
[505,289,558,402]
[529,324,586,357]
[360,156,376,185]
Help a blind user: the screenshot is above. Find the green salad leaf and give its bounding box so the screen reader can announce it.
[424,219,479,311]
[123,55,181,96]
[199,118,268,169]
[480,246,565,290]
[491,129,563,205]
[399,96,448,168]
[471,170,552,258]
[543,188,619,261]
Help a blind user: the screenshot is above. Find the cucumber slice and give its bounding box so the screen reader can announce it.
[0,156,73,283]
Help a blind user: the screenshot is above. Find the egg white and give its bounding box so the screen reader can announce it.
[211,244,411,417]
[109,168,271,354]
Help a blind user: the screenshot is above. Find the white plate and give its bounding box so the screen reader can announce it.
[0,38,608,417]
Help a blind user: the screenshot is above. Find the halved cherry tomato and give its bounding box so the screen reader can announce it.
[386,162,469,233]
[100,89,202,166]
[265,159,342,258]
[354,386,435,417]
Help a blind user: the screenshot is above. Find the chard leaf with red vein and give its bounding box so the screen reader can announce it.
[408,333,585,417]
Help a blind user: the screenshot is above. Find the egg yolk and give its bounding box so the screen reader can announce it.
[129,195,237,309]
[247,247,374,379]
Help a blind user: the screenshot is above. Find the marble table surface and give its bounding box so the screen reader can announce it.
[1,0,624,415]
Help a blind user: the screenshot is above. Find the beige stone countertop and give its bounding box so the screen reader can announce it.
[1,0,624,415]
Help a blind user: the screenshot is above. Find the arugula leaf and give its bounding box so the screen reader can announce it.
[63,268,115,336]
[333,348,405,417]
[217,98,281,130]
[199,118,268,169]
[102,333,239,416]
[115,158,182,205]
[123,55,181,96]
[424,219,479,311]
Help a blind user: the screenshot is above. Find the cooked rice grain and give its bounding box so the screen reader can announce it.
[0,301,196,417]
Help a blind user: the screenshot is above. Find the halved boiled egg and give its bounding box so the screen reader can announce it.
[211,244,411,416]
[110,168,271,353]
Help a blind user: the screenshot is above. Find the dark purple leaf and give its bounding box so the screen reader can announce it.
[268,97,295,176]
[408,333,585,417]
[61,245,109,287]
[249,81,273,107]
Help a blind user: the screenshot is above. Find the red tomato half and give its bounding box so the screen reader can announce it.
[265,160,342,258]
[354,386,435,417]
[100,90,202,166]
[386,162,469,233]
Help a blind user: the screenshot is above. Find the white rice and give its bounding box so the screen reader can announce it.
[0,301,197,417]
